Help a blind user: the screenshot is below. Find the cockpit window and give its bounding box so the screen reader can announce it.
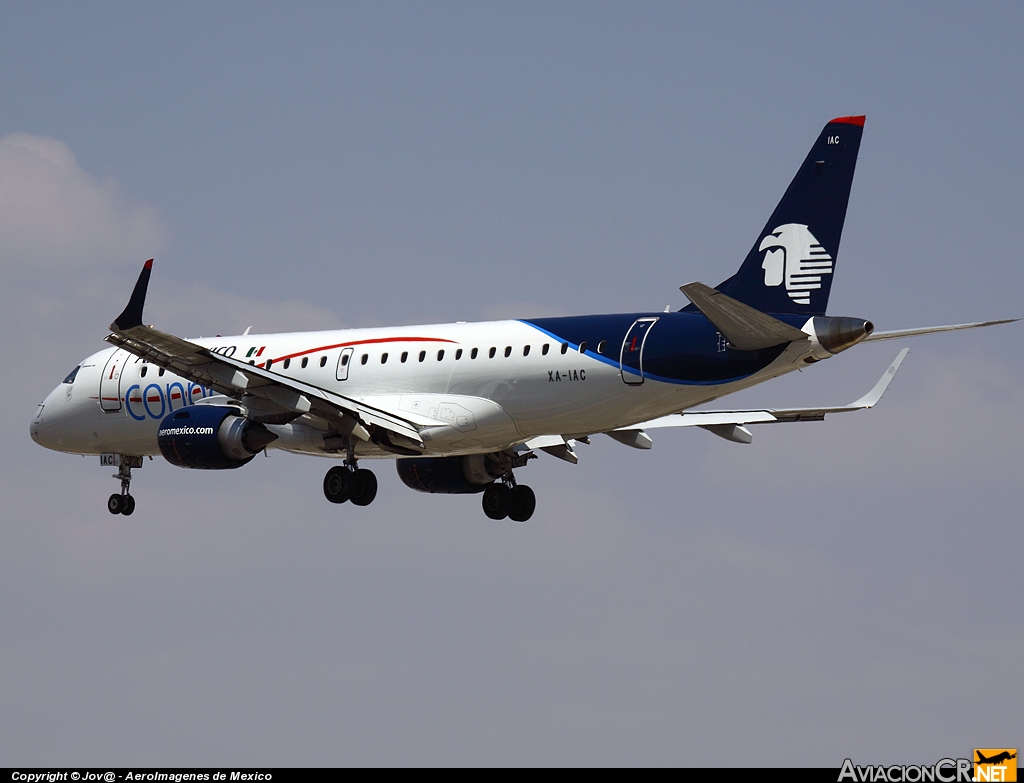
[63,366,81,384]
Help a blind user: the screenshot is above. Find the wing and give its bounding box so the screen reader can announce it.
[106,260,425,451]
[609,348,909,446]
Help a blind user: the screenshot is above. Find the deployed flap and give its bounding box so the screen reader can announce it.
[621,348,908,433]
[864,318,1018,342]
[604,429,653,450]
[698,424,753,444]
[680,282,808,351]
[524,435,579,464]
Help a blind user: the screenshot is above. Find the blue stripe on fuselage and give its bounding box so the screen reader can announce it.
[520,312,794,385]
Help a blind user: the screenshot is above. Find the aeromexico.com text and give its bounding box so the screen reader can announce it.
[157,426,216,437]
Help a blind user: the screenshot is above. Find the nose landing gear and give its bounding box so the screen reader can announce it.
[107,456,142,515]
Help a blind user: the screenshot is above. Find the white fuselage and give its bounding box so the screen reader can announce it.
[30,319,815,460]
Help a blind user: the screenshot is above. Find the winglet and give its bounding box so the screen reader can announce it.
[111,259,153,332]
[848,348,909,408]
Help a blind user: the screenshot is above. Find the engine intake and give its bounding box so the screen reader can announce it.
[158,405,277,470]
[396,455,502,494]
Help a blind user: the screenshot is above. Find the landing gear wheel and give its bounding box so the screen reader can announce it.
[107,494,123,515]
[482,484,513,520]
[120,495,136,516]
[508,485,536,522]
[323,466,352,504]
[349,469,378,507]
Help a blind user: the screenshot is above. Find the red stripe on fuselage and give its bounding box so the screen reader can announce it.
[269,336,456,364]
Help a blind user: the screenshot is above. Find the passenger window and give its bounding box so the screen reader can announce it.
[523,345,530,357]
[489,347,496,358]
[579,342,587,353]
[597,340,606,354]
[504,346,511,357]
[360,354,368,365]
[437,350,445,361]
[283,358,291,369]
[341,354,349,366]
[455,349,463,360]
[266,360,273,370]
[560,343,568,355]
[159,367,165,376]
[301,357,308,368]
[542,344,549,356]
[401,351,408,363]
[381,352,388,364]
[419,350,426,362]
[140,366,148,378]
[471,348,478,359]
[320,356,327,367]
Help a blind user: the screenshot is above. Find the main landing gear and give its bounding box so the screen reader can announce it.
[107,456,142,515]
[482,478,536,522]
[323,462,378,507]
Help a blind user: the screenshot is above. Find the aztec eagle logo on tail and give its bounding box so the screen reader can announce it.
[759,223,833,306]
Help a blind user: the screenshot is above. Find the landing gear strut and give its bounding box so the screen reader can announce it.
[482,474,536,522]
[107,456,142,515]
[323,452,378,508]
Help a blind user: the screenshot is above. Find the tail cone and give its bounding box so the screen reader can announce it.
[811,316,874,354]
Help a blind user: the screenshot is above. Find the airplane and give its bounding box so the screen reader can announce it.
[976,752,1017,766]
[29,115,1016,520]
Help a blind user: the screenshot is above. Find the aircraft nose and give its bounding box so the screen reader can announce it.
[30,384,72,451]
[29,412,42,443]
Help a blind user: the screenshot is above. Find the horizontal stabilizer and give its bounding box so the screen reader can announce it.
[680,282,808,351]
[864,318,1018,342]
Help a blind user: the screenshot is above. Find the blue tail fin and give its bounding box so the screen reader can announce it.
[710,116,865,316]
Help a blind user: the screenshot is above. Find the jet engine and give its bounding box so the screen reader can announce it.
[396,454,503,494]
[158,405,278,469]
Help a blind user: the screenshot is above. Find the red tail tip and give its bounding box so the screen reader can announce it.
[828,115,865,127]
[143,258,153,269]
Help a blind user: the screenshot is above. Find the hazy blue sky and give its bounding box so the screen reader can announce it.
[1,1,1021,766]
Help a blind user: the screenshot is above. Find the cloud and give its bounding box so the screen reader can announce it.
[0,133,166,270]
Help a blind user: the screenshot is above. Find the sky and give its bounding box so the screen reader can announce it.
[1,1,1022,767]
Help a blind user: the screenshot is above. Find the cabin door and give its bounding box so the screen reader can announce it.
[619,318,658,385]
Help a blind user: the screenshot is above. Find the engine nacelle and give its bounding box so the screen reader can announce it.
[158,405,278,470]
[396,454,502,494]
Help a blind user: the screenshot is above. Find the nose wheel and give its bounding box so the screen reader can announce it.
[107,456,141,515]
[108,493,135,516]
